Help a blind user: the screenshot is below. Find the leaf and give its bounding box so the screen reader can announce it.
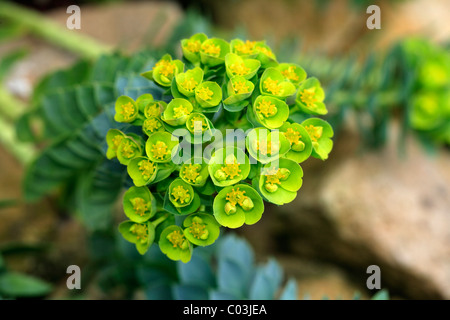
[248,258,283,300]
[145,283,173,300]
[371,289,390,300]
[279,278,298,300]
[209,290,239,300]
[172,284,209,300]
[217,259,249,298]
[0,272,52,298]
[177,254,215,288]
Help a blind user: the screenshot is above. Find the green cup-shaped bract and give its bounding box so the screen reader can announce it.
[136,93,154,114]
[114,96,139,123]
[175,67,204,97]
[168,178,195,208]
[213,184,264,228]
[145,131,179,163]
[106,129,126,159]
[200,38,230,67]
[127,156,158,186]
[223,76,255,108]
[301,118,334,161]
[159,225,193,263]
[230,39,259,58]
[260,68,296,99]
[123,186,157,222]
[275,63,307,86]
[142,116,165,136]
[179,157,209,187]
[252,95,289,129]
[185,113,211,135]
[141,54,184,87]
[254,42,278,68]
[181,33,208,65]
[195,81,222,108]
[258,158,303,205]
[295,77,327,115]
[116,134,144,165]
[245,127,291,164]
[119,220,155,255]
[279,122,312,163]
[161,98,193,126]
[143,100,164,119]
[208,146,251,187]
[183,213,220,246]
[225,53,261,80]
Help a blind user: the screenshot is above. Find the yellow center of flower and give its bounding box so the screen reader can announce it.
[167,230,186,248]
[281,66,299,81]
[190,115,208,133]
[256,46,274,58]
[151,141,169,160]
[138,159,156,180]
[173,105,191,118]
[120,140,136,158]
[304,125,323,142]
[284,127,302,144]
[221,162,241,180]
[300,88,317,108]
[182,164,200,183]
[171,185,191,204]
[229,62,250,76]
[255,140,276,156]
[263,77,283,96]
[156,60,176,77]
[120,102,136,121]
[189,220,207,240]
[225,187,247,206]
[131,197,148,217]
[256,99,277,118]
[196,86,214,101]
[143,118,162,134]
[181,77,198,92]
[234,40,257,55]
[233,80,250,94]
[131,223,148,243]
[264,167,286,186]
[202,43,221,56]
[145,103,160,117]
[186,40,201,53]
[112,135,123,150]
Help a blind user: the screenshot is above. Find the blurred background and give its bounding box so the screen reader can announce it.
[0,0,449,300]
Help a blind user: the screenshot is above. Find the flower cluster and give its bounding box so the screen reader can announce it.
[107,34,333,262]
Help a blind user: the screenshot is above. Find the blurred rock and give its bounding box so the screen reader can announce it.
[244,123,450,299]
[205,0,450,54]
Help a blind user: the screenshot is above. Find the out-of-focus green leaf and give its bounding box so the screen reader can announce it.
[0,272,52,298]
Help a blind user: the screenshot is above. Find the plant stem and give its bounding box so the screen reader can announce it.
[0,1,111,60]
[151,214,169,227]
[0,86,27,121]
[0,116,35,165]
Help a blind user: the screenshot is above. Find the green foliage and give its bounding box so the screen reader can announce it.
[109,34,333,261]
[89,231,297,300]
[17,50,167,230]
[0,253,52,299]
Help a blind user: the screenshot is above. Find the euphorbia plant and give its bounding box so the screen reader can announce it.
[108,34,334,262]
